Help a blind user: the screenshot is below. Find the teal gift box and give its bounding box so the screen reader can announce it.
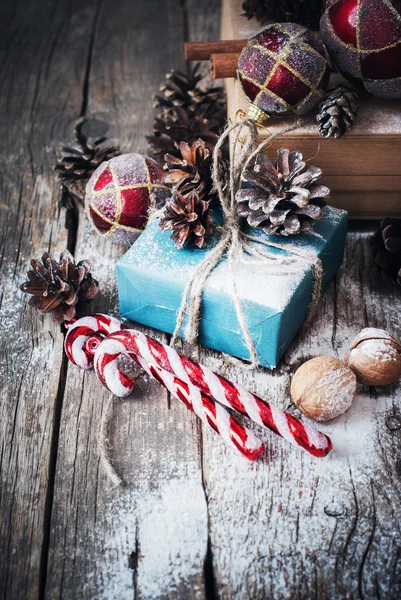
[116,207,347,368]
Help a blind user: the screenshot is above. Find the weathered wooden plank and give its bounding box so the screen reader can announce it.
[199,225,401,599]
[44,1,222,598]
[3,1,399,599]
[0,1,101,598]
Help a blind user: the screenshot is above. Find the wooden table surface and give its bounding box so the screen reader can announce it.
[1,1,401,598]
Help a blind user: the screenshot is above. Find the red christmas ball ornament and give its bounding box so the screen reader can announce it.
[238,23,331,123]
[320,0,401,98]
[85,153,170,245]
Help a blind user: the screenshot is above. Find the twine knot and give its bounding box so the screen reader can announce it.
[170,117,323,369]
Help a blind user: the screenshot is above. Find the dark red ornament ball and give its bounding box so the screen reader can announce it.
[238,23,331,122]
[320,0,401,98]
[85,153,170,245]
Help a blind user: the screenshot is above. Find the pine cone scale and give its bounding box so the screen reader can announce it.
[309,185,330,200]
[159,190,213,249]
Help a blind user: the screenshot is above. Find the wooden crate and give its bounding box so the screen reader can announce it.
[221,0,401,218]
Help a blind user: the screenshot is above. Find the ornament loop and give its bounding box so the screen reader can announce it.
[247,103,270,125]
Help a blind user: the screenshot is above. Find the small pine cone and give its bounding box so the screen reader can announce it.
[316,86,359,139]
[159,190,213,249]
[236,149,329,236]
[164,139,219,203]
[20,251,99,325]
[54,118,120,202]
[371,219,401,286]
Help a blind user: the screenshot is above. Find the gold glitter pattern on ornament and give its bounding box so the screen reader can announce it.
[87,155,170,242]
[322,0,401,92]
[238,24,331,116]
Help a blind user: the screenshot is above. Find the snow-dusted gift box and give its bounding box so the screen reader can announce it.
[116,206,347,368]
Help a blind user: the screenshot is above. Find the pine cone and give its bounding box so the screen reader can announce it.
[316,86,359,139]
[371,219,401,286]
[159,190,213,249]
[236,149,329,236]
[20,251,99,325]
[242,0,324,30]
[164,139,219,203]
[147,66,226,161]
[54,118,120,202]
[153,65,225,122]
[148,106,221,160]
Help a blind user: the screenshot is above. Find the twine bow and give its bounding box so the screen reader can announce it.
[170,118,323,369]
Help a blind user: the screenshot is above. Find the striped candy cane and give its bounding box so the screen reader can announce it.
[65,315,332,460]
[94,333,264,461]
[65,314,123,369]
[95,329,332,458]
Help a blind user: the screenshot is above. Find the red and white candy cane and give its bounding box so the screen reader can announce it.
[65,315,264,461]
[94,328,332,458]
[94,331,264,461]
[65,314,123,369]
[65,315,332,460]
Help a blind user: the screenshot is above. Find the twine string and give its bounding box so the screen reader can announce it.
[170,117,322,369]
[98,395,124,487]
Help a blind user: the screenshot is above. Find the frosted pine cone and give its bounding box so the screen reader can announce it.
[153,65,225,123]
[236,149,329,236]
[147,66,226,161]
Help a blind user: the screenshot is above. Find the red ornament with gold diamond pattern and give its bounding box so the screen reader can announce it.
[320,0,401,98]
[85,153,171,245]
[238,23,332,123]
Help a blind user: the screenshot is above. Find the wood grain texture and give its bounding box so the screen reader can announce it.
[1,1,401,599]
[44,1,219,599]
[199,226,401,599]
[0,1,100,598]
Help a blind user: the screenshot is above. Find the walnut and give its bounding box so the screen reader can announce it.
[344,328,401,386]
[290,356,357,422]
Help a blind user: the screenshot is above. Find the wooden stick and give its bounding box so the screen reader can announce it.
[184,39,246,61]
[210,52,241,79]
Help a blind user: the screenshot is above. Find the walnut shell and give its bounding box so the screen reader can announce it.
[290,356,357,422]
[344,328,401,386]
